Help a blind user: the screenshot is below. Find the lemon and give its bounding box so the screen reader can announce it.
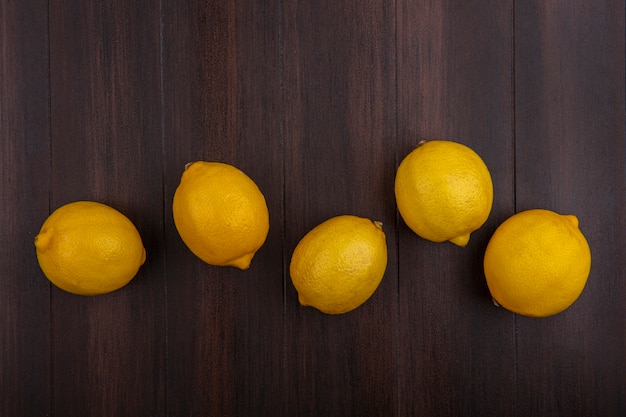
[483,209,592,317]
[172,161,269,269]
[394,140,493,246]
[34,201,146,296]
[289,215,388,314]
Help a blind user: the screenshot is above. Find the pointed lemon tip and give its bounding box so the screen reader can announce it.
[373,220,383,230]
[564,214,579,228]
[34,229,53,251]
[140,247,147,265]
[449,233,470,247]
[229,252,254,270]
[297,293,309,307]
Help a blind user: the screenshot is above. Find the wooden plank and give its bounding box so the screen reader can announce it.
[396,1,516,415]
[282,1,398,415]
[3,0,623,415]
[48,1,165,415]
[161,0,284,415]
[0,0,51,415]
[514,1,626,415]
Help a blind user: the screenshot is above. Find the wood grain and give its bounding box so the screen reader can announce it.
[396,1,516,415]
[0,0,51,415]
[161,2,239,413]
[515,1,626,415]
[48,0,165,415]
[161,0,284,415]
[282,1,398,416]
[0,0,624,415]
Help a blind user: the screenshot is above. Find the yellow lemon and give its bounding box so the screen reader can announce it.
[394,140,493,246]
[34,201,146,296]
[172,161,269,269]
[289,215,388,314]
[484,209,592,317]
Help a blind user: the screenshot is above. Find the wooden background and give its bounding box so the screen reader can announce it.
[1,0,624,415]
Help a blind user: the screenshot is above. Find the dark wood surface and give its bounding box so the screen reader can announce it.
[1,0,624,415]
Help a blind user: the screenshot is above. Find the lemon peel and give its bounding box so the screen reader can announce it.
[172,161,269,269]
[34,201,146,296]
[394,140,493,246]
[484,209,592,317]
[289,215,388,314]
